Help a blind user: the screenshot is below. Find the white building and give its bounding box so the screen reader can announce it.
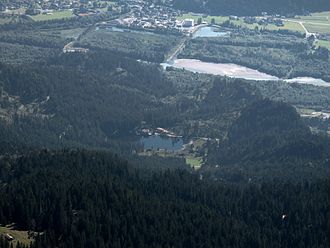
[182,19,194,27]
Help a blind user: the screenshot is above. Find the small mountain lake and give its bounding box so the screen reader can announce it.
[140,135,184,151]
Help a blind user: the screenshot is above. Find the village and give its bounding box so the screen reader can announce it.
[0,0,305,37]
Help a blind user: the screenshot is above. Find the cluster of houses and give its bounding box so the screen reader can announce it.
[105,0,182,32]
[0,0,115,16]
[97,0,202,35]
[243,16,284,26]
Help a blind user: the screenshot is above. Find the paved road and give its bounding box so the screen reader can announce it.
[165,24,207,62]
[166,38,187,62]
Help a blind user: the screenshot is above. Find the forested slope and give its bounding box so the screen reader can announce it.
[0,149,330,248]
[204,100,330,182]
[173,0,330,16]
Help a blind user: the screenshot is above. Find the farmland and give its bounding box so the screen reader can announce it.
[231,19,305,32]
[287,11,330,34]
[30,10,75,21]
[178,11,330,35]
[178,13,305,33]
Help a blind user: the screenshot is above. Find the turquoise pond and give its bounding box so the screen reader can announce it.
[140,135,184,151]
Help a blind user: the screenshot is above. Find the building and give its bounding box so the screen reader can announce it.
[5,234,14,241]
[182,19,194,27]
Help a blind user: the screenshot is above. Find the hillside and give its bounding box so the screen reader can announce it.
[173,0,330,16]
[0,149,330,248]
[204,100,330,182]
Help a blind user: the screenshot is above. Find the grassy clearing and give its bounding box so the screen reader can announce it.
[186,156,203,170]
[31,10,74,21]
[315,39,330,50]
[0,225,33,247]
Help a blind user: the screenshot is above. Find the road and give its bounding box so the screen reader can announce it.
[166,38,188,62]
[165,24,207,63]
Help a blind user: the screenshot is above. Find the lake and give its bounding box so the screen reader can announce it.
[193,26,230,38]
[140,135,184,151]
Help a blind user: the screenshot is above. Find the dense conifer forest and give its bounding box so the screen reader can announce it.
[0,150,330,248]
[173,0,330,16]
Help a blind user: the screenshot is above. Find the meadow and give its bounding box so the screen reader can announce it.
[30,10,75,21]
[0,225,33,247]
[288,11,330,34]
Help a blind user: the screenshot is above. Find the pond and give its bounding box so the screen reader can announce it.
[193,26,230,38]
[140,135,184,151]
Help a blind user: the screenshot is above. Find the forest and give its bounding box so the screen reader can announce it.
[76,29,181,63]
[173,0,330,16]
[0,149,330,248]
[202,99,330,182]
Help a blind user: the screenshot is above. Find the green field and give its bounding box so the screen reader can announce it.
[231,19,305,32]
[177,13,304,33]
[315,39,330,50]
[186,156,203,170]
[0,225,33,247]
[31,10,74,21]
[287,11,330,34]
[304,23,330,34]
